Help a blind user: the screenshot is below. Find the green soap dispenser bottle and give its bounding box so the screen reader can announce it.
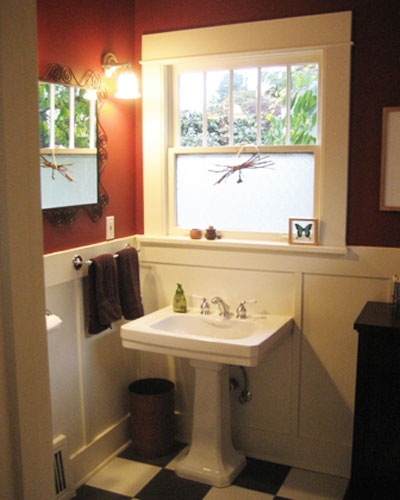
[173,283,187,313]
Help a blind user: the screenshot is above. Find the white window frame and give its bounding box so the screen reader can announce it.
[142,12,352,250]
[168,52,321,240]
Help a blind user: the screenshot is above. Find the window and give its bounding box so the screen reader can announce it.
[169,56,320,239]
[142,12,352,248]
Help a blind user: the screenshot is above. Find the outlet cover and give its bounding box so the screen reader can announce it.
[106,216,115,240]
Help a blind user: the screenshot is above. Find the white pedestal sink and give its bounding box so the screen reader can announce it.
[121,306,293,486]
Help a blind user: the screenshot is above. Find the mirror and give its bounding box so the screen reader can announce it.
[39,64,108,225]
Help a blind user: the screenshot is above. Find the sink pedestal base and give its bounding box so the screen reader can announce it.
[176,360,246,487]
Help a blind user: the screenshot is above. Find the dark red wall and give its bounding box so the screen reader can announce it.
[133,0,400,247]
[37,0,139,253]
[39,0,400,251]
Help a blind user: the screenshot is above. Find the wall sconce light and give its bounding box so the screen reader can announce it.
[102,52,140,100]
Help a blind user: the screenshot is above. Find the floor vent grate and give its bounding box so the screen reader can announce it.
[54,448,67,495]
[53,435,75,500]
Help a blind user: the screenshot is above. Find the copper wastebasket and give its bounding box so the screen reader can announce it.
[129,378,175,458]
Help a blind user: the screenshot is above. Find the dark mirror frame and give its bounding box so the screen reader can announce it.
[40,63,109,226]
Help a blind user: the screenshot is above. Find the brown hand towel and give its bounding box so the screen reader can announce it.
[116,247,144,320]
[88,254,122,334]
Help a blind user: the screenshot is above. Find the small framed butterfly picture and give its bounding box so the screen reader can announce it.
[289,218,319,246]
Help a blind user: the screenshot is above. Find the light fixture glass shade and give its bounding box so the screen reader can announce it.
[115,71,141,99]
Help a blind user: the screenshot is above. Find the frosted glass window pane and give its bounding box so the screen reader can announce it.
[176,153,314,233]
[233,68,258,145]
[206,70,229,146]
[179,72,204,146]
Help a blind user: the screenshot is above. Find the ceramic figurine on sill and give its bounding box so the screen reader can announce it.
[205,226,217,240]
[190,228,202,239]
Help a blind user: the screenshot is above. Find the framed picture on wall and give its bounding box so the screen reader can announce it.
[289,218,319,246]
[380,107,400,211]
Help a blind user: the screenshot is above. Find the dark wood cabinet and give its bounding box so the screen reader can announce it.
[349,302,400,499]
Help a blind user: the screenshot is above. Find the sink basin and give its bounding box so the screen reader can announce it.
[121,306,293,367]
[151,314,259,339]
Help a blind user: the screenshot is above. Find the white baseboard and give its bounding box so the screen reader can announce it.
[174,412,351,478]
[71,415,131,487]
[233,424,351,478]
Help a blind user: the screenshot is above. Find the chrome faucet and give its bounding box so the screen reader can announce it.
[236,299,257,319]
[192,295,211,315]
[211,296,231,318]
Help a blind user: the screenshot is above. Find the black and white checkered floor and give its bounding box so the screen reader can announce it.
[73,443,349,500]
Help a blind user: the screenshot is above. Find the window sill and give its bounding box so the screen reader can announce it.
[137,235,347,256]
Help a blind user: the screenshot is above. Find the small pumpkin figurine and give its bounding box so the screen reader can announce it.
[205,226,217,240]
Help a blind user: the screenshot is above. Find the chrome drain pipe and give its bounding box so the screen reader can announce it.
[229,367,252,404]
[239,366,252,404]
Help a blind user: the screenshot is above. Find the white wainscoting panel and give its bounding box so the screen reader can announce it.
[300,274,388,443]
[44,236,400,483]
[46,281,83,455]
[44,237,139,487]
[135,237,400,478]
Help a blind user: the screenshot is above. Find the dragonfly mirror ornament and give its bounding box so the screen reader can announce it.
[39,63,108,226]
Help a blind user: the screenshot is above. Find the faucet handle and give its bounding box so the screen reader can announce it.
[192,295,211,315]
[236,299,257,319]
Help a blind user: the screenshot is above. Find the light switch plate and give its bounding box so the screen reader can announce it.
[106,216,115,240]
